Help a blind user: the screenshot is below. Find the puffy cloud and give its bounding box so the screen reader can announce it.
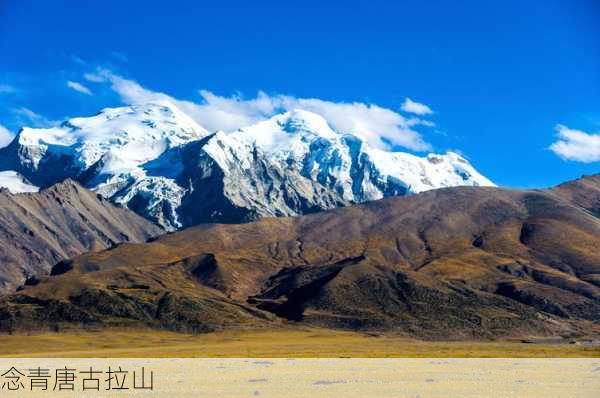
[67,81,92,95]
[86,69,433,151]
[401,97,433,115]
[550,125,600,163]
[0,124,14,148]
[278,97,431,150]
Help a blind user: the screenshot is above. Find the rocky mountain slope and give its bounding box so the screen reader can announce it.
[551,172,600,217]
[0,102,494,230]
[1,174,597,340]
[0,180,163,294]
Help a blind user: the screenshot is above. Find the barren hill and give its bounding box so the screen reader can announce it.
[1,175,598,340]
[0,180,163,294]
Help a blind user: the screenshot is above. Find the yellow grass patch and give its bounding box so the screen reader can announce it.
[0,328,597,358]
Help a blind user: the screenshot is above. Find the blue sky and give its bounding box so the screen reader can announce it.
[0,0,598,188]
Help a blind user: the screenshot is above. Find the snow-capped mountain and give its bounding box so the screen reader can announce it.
[0,102,494,230]
[0,102,208,229]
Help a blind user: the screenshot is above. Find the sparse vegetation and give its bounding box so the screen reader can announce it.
[0,328,598,358]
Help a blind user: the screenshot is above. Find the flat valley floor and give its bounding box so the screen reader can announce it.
[0,328,598,358]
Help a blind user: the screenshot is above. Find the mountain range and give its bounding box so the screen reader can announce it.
[1,174,597,339]
[0,101,596,341]
[0,102,493,230]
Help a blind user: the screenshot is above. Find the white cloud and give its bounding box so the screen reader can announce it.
[84,73,105,83]
[14,107,43,121]
[87,69,433,151]
[550,125,600,163]
[0,124,14,148]
[13,107,57,128]
[278,97,431,150]
[0,84,15,94]
[67,81,92,95]
[401,97,433,115]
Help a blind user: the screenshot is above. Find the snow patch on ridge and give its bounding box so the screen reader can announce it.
[0,171,39,194]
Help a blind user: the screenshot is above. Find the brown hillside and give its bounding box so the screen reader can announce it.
[551,173,600,217]
[1,175,598,339]
[0,180,163,294]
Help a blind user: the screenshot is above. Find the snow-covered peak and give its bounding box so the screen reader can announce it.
[2,102,212,230]
[234,109,339,154]
[17,102,209,169]
[427,151,468,165]
[278,109,339,138]
[0,171,39,194]
[364,148,494,193]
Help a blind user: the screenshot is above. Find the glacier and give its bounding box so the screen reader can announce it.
[0,101,495,230]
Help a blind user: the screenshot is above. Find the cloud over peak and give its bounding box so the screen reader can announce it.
[12,107,58,128]
[0,124,14,149]
[67,81,92,95]
[84,69,434,151]
[401,97,433,115]
[549,124,600,163]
